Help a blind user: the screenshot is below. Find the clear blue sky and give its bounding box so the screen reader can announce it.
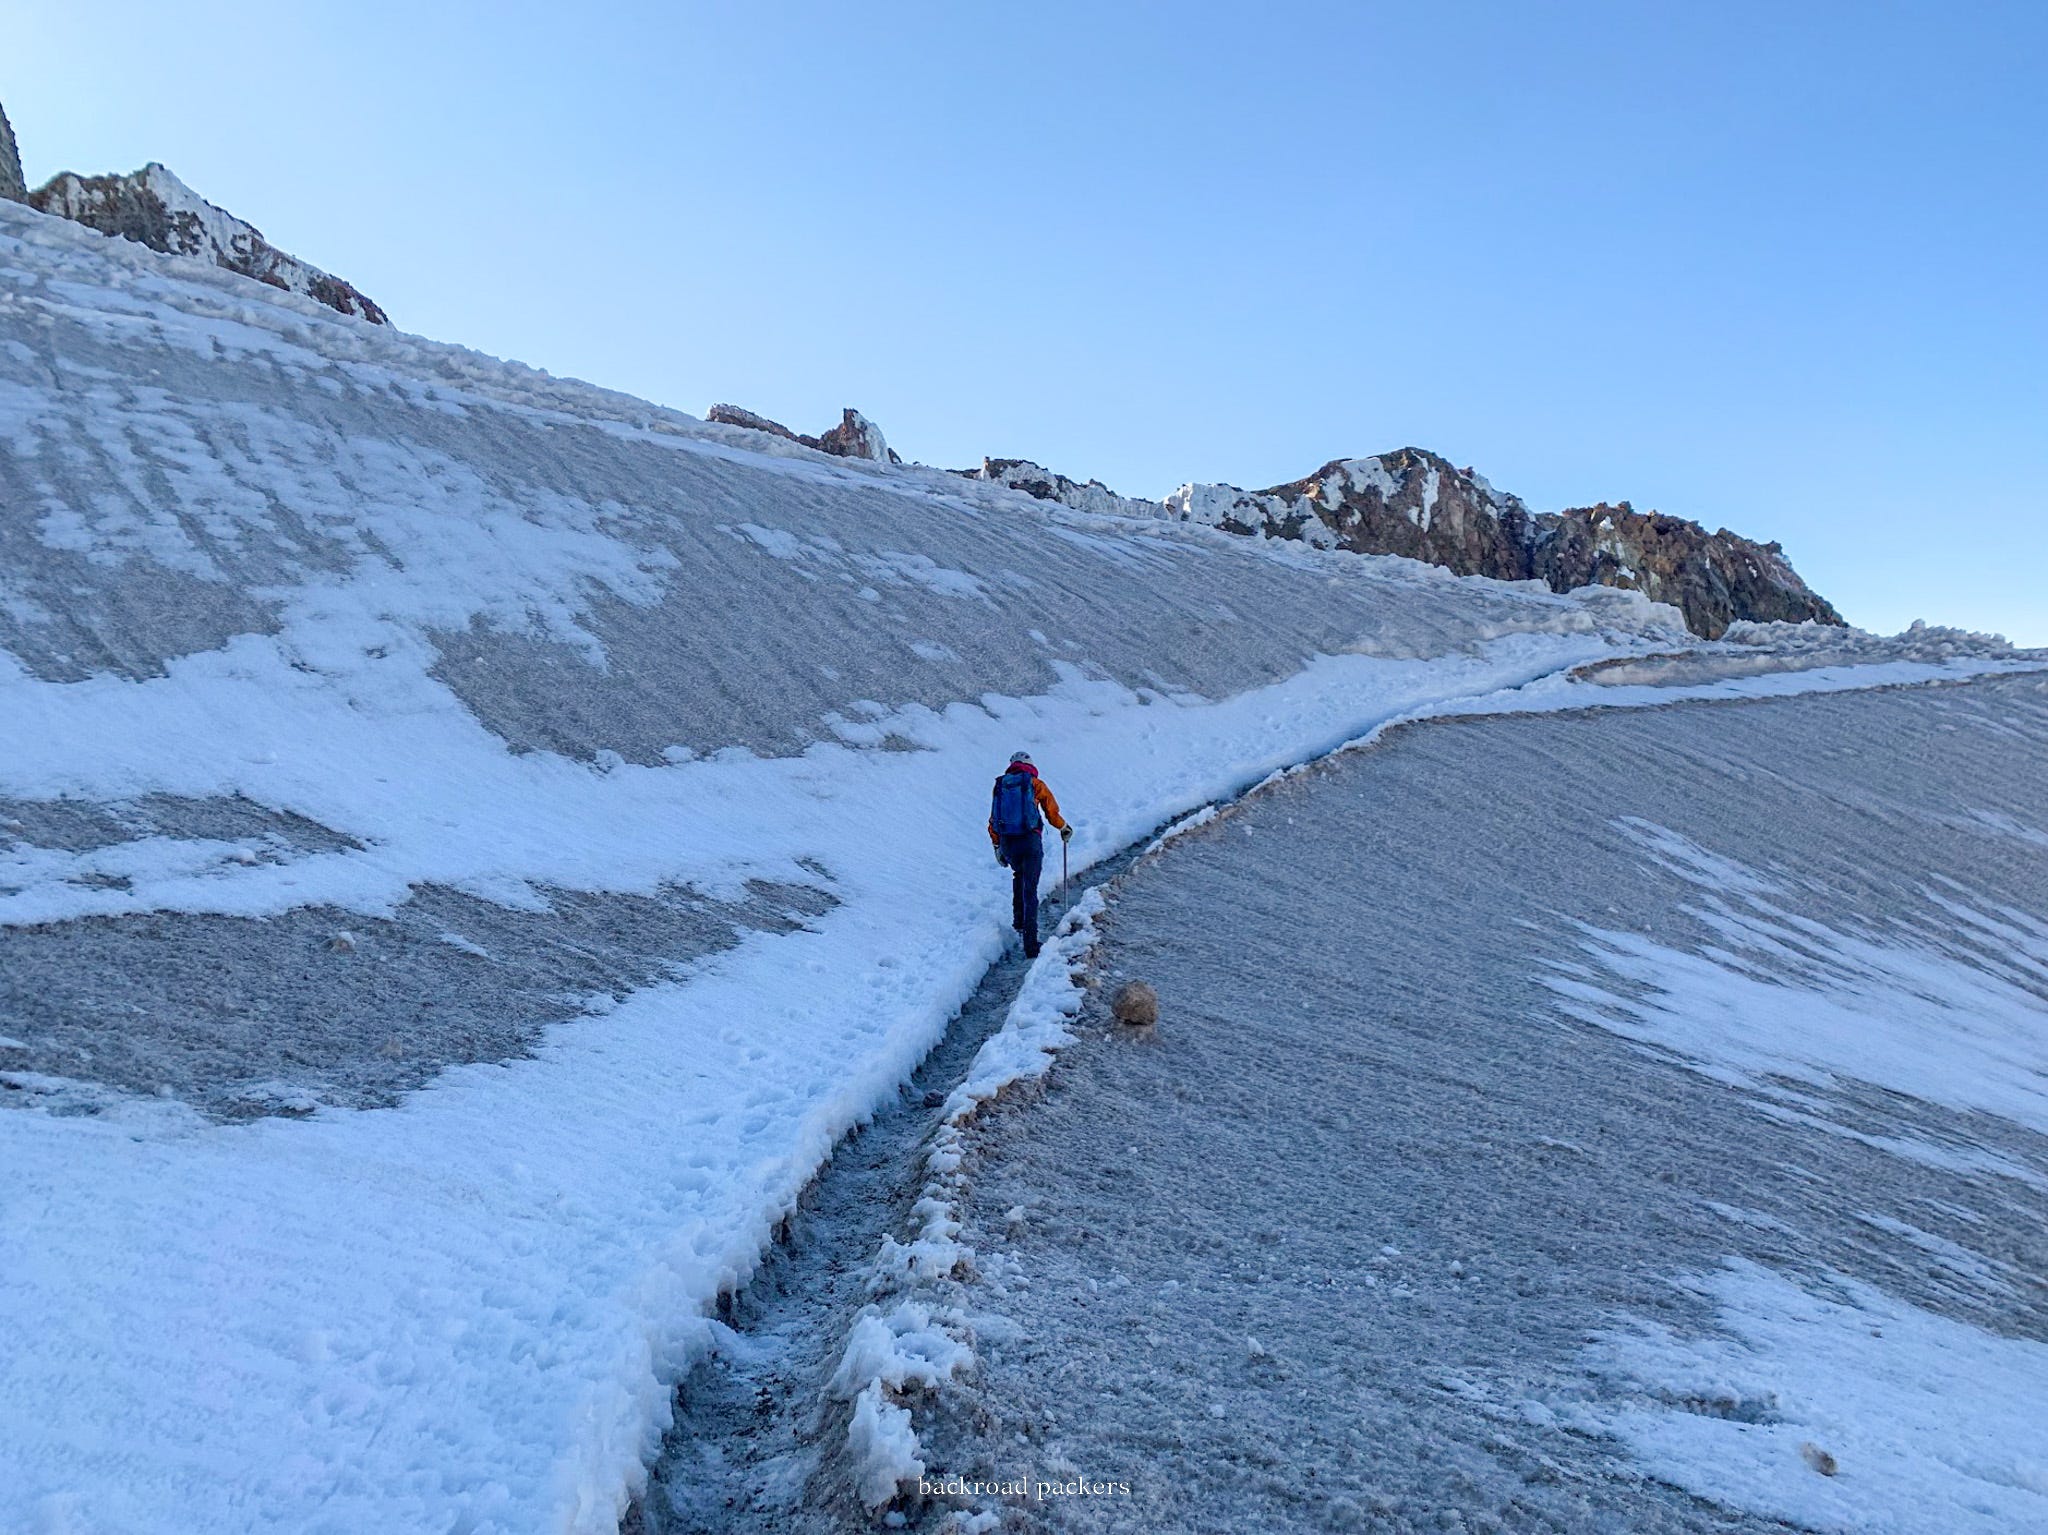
[10,1,2044,641]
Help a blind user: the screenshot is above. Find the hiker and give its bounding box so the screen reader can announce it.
[988,750,1072,958]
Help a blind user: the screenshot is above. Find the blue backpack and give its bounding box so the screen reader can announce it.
[991,770,1043,837]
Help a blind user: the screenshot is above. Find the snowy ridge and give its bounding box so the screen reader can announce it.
[971,458,1163,521]
[29,162,389,324]
[1163,479,1339,549]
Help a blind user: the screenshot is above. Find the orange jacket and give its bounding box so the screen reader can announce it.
[988,775,1067,847]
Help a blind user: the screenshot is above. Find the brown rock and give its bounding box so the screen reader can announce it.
[1532,501,1841,639]
[706,404,901,464]
[1165,447,1841,639]
[1111,980,1159,1027]
[815,408,895,463]
[1799,1442,1838,1476]
[706,404,804,443]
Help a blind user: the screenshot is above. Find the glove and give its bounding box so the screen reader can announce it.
[995,847,1008,866]
[1059,824,1074,844]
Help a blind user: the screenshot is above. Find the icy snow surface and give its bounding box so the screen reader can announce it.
[909,674,2048,1532]
[1585,1259,2048,1535]
[0,195,2038,1533]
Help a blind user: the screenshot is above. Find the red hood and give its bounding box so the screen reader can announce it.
[1006,761,1038,778]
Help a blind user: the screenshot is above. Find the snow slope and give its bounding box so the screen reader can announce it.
[0,196,1669,1535]
[0,196,2033,1534]
[906,673,2048,1533]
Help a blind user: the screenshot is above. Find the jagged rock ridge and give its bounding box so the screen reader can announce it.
[26,162,388,325]
[706,403,901,463]
[0,102,24,204]
[984,446,1839,638]
[965,458,1152,519]
[1244,449,1840,637]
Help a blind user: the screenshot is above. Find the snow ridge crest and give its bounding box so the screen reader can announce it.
[27,161,390,325]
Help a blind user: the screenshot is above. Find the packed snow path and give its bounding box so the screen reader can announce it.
[631,865,1126,1534]
[893,673,2048,1533]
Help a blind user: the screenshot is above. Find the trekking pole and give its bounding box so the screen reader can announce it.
[1062,835,1068,887]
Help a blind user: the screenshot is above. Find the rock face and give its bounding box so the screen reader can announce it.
[28,162,388,325]
[816,408,892,462]
[706,404,901,463]
[0,102,24,203]
[1530,500,1838,637]
[983,445,1836,638]
[1247,449,1543,573]
[1158,448,1840,638]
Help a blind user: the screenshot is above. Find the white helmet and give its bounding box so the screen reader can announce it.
[1008,749,1033,766]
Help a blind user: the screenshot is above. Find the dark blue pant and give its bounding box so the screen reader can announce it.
[1000,831,1044,942]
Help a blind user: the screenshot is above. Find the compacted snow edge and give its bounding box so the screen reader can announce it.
[830,889,1110,1511]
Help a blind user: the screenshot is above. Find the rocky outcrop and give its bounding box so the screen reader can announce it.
[1530,501,1840,637]
[966,458,1158,520]
[1249,449,1543,574]
[27,162,388,324]
[989,443,1838,638]
[706,403,804,444]
[816,408,893,463]
[706,404,902,464]
[0,102,24,204]
[1169,449,1838,637]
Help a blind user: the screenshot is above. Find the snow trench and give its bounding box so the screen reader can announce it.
[831,890,1109,1510]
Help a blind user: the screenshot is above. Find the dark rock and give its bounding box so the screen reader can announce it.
[1531,502,1841,639]
[0,101,24,204]
[1259,447,1542,578]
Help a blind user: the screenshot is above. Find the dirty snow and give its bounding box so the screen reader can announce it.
[905,674,2048,1532]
